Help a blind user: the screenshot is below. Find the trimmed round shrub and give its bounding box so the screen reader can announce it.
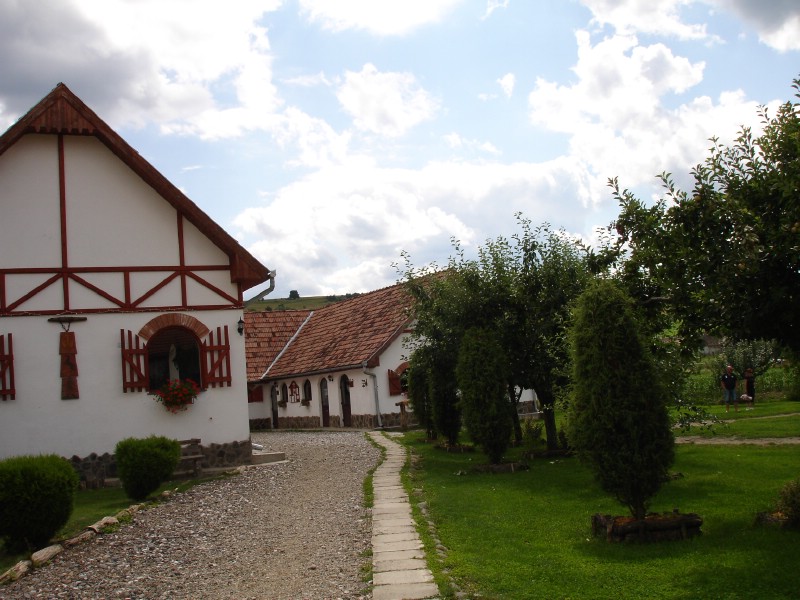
[777,478,800,528]
[115,436,181,501]
[0,454,79,552]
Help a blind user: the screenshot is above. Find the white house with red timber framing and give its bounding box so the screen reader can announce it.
[245,283,415,430]
[0,84,274,478]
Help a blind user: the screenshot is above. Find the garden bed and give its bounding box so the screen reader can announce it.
[592,510,703,542]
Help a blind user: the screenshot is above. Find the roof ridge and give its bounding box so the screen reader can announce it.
[263,310,315,378]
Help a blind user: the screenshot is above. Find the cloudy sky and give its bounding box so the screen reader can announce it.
[1,1,798,298]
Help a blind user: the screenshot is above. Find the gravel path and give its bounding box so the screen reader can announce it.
[1,431,381,600]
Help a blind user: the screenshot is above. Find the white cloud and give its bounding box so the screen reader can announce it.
[482,0,509,21]
[0,0,283,137]
[336,64,440,137]
[582,0,800,52]
[713,0,800,51]
[272,107,357,169]
[298,0,463,36]
[581,0,719,42]
[498,73,516,98]
[528,29,768,206]
[282,72,333,87]
[236,158,594,295]
[444,133,501,155]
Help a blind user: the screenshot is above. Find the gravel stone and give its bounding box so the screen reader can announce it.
[1,431,381,599]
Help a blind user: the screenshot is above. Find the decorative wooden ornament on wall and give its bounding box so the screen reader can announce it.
[59,331,79,399]
[48,316,87,400]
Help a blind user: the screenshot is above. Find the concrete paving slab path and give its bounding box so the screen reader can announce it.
[368,431,440,600]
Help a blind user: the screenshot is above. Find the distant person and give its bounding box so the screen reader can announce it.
[720,364,738,413]
[742,367,755,410]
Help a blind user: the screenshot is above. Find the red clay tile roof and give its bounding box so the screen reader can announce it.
[244,310,312,381]
[244,283,413,382]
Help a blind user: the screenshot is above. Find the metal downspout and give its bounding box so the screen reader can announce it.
[244,271,277,308]
[362,360,383,429]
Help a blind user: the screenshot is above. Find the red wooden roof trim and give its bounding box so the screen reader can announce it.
[0,84,272,292]
[362,316,414,369]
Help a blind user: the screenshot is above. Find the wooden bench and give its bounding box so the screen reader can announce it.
[178,438,204,477]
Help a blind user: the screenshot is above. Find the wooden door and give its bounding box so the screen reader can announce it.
[320,378,330,427]
[339,375,352,427]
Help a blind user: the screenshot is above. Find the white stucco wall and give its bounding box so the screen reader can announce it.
[257,333,413,428]
[0,310,249,460]
[0,131,256,460]
[0,135,61,270]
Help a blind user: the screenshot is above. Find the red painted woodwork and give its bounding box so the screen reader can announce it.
[0,333,15,400]
[247,384,264,403]
[59,332,79,399]
[120,329,148,393]
[0,85,272,319]
[0,264,238,316]
[201,326,232,389]
[388,368,402,396]
[121,325,232,393]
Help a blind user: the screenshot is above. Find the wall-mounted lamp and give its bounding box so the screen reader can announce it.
[237,317,245,336]
[327,375,334,382]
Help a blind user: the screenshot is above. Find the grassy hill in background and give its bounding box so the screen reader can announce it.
[245,293,360,312]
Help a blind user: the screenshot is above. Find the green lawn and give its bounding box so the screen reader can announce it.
[682,401,800,438]
[399,410,800,600]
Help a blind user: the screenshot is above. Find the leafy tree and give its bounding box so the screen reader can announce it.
[401,270,463,446]
[516,218,594,449]
[607,76,800,354]
[567,279,675,521]
[406,344,436,440]
[429,347,461,446]
[716,338,780,378]
[288,290,300,299]
[399,216,594,451]
[456,327,513,463]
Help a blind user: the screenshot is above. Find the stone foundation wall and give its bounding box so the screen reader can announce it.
[250,418,272,431]
[277,415,321,429]
[379,412,419,429]
[271,413,416,430]
[350,413,376,428]
[69,438,253,488]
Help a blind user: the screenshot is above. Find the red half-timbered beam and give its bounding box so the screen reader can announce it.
[0,266,242,315]
[177,213,188,306]
[58,135,71,311]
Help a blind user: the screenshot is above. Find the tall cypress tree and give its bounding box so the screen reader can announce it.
[456,327,512,464]
[567,279,674,520]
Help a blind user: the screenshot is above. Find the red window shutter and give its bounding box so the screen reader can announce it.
[120,329,148,392]
[387,368,402,396]
[201,326,231,389]
[0,333,16,400]
[248,384,264,403]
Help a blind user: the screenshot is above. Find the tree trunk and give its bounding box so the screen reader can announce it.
[507,383,522,444]
[538,388,559,451]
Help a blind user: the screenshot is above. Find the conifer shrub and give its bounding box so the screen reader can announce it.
[776,477,800,528]
[566,279,674,520]
[0,454,79,552]
[407,345,436,440]
[430,351,462,447]
[456,327,512,464]
[115,436,181,501]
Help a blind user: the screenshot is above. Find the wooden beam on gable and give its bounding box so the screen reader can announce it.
[0,83,273,295]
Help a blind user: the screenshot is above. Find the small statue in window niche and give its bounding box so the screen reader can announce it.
[172,343,201,384]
